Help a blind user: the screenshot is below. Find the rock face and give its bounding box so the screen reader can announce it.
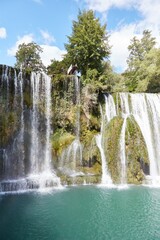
[0,65,153,189]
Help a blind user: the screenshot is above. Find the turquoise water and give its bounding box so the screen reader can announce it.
[0,186,160,240]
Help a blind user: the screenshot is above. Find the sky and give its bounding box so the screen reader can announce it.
[0,0,160,72]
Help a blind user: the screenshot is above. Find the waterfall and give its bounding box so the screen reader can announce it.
[72,76,82,168]
[119,93,130,115]
[2,67,25,180]
[75,76,81,138]
[14,69,18,107]
[105,94,117,122]
[44,74,52,171]
[17,69,25,177]
[59,76,83,178]
[30,72,40,174]
[2,64,160,188]
[119,116,127,185]
[118,93,160,185]
[0,70,60,192]
[130,93,160,184]
[29,72,60,188]
[96,94,117,185]
[146,94,160,175]
[119,93,130,185]
[96,131,112,185]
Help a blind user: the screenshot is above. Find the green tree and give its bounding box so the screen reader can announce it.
[125,30,156,91]
[64,10,111,77]
[136,48,160,92]
[47,59,68,76]
[15,42,46,73]
[127,30,156,71]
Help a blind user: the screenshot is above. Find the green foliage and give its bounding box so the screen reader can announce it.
[125,30,156,91]
[51,129,75,157]
[47,59,68,76]
[0,112,17,146]
[80,60,125,92]
[127,30,156,71]
[15,42,46,73]
[125,47,160,93]
[64,10,111,76]
[136,48,160,92]
[105,116,123,183]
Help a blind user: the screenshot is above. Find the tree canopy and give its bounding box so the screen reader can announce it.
[64,10,111,76]
[15,42,46,73]
[125,30,156,91]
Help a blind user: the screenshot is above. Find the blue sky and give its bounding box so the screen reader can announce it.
[0,0,160,72]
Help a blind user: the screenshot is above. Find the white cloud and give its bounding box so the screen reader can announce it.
[40,45,66,67]
[137,0,160,26]
[0,27,7,39]
[85,0,160,24]
[7,34,34,56]
[109,24,140,71]
[40,30,55,45]
[85,0,136,13]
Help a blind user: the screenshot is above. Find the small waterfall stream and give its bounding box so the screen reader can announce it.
[59,75,83,179]
[95,106,112,185]
[17,69,25,177]
[105,94,117,121]
[96,95,117,185]
[119,116,127,185]
[72,76,83,169]
[119,93,130,186]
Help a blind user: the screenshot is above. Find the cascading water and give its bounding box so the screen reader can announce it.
[2,64,160,188]
[105,94,117,122]
[146,94,160,174]
[0,68,60,192]
[96,95,116,185]
[44,74,53,171]
[119,116,127,185]
[0,67,26,191]
[119,93,130,186]
[118,93,160,185]
[95,106,112,185]
[72,76,83,169]
[13,69,18,107]
[18,69,25,177]
[59,75,83,178]
[29,72,60,188]
[129,93,160,184]
[30,72,41,174]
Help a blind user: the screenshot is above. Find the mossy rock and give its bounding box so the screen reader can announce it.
[0,112,18,146]
[23,91,32,108]
[51,130,75,158]
[125,116,149,184]
[104,116,123,183]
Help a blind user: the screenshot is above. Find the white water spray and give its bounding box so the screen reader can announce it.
[29,72,60,187]
[96,101,114,185]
